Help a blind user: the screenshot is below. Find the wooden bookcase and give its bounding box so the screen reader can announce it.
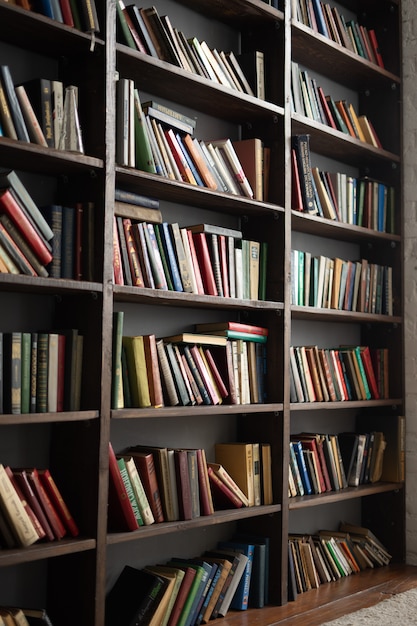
[0,0,404,624]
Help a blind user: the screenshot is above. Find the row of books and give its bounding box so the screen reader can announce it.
[0,68,84,153]
[116,3,261,98]
[109,440,272,530]
[0,606,53,626]
[289,427,389,498]
[291,62,383,148]
[114,216,268,300]
[112,316,268,410]
[291,250,393,315]
[12,0,100,33]
[292,134,396,232]
[0,463,79,549]
[1,329,83,415]
[106,534,269,626]
[117,81,259,199]
[294,0,385,68]
[289,344,389,403]
[288,523,391,600]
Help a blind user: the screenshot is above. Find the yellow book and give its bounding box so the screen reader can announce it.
[122,335,151,407]
[215,442,254,506]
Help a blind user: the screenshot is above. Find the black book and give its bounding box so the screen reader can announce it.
[105,565,169,626]
[19,78,54,147]
[125,4,159,57]
[291,135,317,215]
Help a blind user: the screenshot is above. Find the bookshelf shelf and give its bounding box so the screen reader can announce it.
[289,482,403,509]
[0,0,403,623]
[107,504,282,545]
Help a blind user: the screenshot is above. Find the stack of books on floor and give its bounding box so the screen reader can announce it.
[116,85,268,199]
[113,214,268,300]
[111,314,268,409]
[293,0,385,68]
[288,522,392,600]
[289,344,388,403]
[116,3,264,97]
[291,250,393,315]
[1,328,84,415]
[106,533,270,625]
[291,65,383,147]
[108,440,273,529]
[0,463,79,548]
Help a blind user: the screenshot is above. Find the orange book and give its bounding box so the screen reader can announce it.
[143,334,164,408]
[182,133,218,189]
[164,129,197,184]
[334,100,356,138]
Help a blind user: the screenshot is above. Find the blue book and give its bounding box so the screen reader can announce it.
[160,222,184,292]
[196,563,220,622]
[217,540,254,610]
[311,0,329,37]
[176,133,204,186]
[378,183,387,232]
[291,440,312,495]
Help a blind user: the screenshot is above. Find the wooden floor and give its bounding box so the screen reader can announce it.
[216,563,417,626]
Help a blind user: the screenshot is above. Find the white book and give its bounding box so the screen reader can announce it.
[234,246,243,299]
[51,79,64,148]
[47,333,59,412]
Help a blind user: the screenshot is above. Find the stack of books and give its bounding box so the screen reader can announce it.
[17,0,100,33]
[108,440,272,529]
[113,217,268,301]
[291,249,393,315]
[116,83,264,199]
[291,134,396,231]
[111,313,268,410]
[291,63,383,147]
[0,606,53,625]
[0,463,79,548]
[288,523,391,600]
[116,3,264,97]
[106,533,268,624]
[289,344,389,403]
[2,328,84,415]
[0,68,84,152]
[293,0,385,68]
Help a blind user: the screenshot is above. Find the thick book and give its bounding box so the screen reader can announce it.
[215,443,254,506]
[122,335,152,408]
[129,450,165,523]
[107,442,140,532]
[292,134,316,214]
[105,565,170,626]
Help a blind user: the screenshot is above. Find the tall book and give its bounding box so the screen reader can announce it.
[215,442,254,506]
[107,442,140,532]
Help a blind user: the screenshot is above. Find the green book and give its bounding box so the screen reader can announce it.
[116,457,144,526]
[133,88,157,173]
[116,0,137,49]
[167,560,207,626]
[20,332,31,414]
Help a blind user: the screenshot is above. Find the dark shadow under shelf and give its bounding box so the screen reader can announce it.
[107,503,281,545]
[0,536,96,567]
[112,403,284,420]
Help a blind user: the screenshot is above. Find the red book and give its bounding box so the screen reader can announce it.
[318,86,337,129]
[22,467,67,539]
[108,442,139,531]
[218,234,230,298]
[167,566,197,626]
[291,148,304,212]
[359,345,380,399]
[203,348,228,399]
[173,448,192,521]
[164,129,196,184]
[186,229,205,295]
[207,465,243,509]
[122,218,145,287]
[0,189,52,266]
[113,216,124,285]
[59,0,75,26]
[368,29,385,68]
[129,450,164,523]
[0,220,37,276]
[196,448,214,516]
[38,468,79,537]
[190,345,220,405]
[195,321,268,336]
[191,232,218,296]
[6,467,47,541]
